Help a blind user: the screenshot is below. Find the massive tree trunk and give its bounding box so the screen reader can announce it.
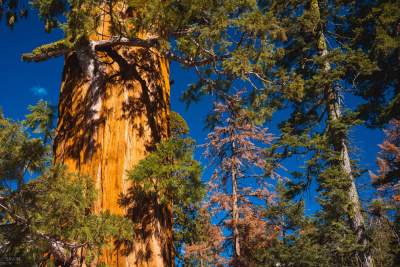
[53,16,173,267]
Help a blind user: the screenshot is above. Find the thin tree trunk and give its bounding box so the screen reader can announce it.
[311,2,372,266]
[231,138,241,264]
[320,32,374,267]
[53,8,173,267]
[231,166,240,262]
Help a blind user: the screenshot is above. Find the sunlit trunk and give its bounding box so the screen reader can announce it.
[53,11,173,266]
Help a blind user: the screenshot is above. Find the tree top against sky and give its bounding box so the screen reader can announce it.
[22,0,283,68]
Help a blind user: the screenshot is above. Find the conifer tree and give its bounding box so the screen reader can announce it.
[264,0,377,265]
[259,180,329,266]
[3,1,399,266]
[183,207,224,267]
[0,107,48,190]
[368,200,400,267]
[199,91,273,266]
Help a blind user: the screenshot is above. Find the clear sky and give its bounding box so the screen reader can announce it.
[0,11,384,214]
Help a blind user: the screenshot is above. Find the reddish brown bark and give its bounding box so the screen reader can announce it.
[53,23,173,266]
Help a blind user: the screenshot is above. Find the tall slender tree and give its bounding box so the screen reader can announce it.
[264,0,377,265]
[202,91,273,266]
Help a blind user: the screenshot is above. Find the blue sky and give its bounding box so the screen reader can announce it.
[0,11,384,214]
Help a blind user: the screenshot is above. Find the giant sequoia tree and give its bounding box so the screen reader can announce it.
[20,1,281,266]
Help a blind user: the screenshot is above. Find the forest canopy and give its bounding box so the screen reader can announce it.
[0,0,399,266]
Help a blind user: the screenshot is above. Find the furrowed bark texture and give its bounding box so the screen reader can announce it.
[53,24,173,267]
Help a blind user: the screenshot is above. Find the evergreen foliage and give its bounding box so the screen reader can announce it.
[126,112,203,206]
[0,103,133,266]
[23,0,285,119]
[368,201,400,267]
[0,107,49,189]
[350,0,400,126]
[260,181,329,266]
[121,111,205,263]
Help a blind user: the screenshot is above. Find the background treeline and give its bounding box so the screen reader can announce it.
[0,0,399,266]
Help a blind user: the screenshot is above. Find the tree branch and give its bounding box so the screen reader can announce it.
[93,36,159,50]
[22,48,71,62]
[0,198,86,250]
[22,36,229,67]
